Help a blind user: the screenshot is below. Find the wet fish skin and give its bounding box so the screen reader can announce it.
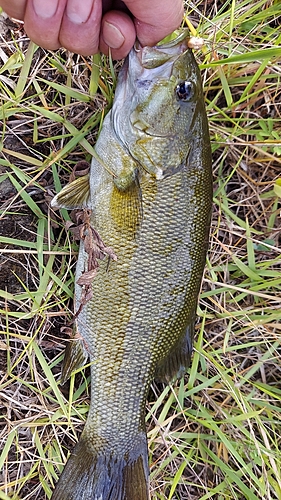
[51,30,212,500]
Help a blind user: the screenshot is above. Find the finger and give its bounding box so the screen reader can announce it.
[59,0,102,56]
[24,0,67,51]
[123,0,184,46]
[99,10,135,59]
[0,0,27,20]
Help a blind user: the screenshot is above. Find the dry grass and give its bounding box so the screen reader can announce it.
[0,1,281,499]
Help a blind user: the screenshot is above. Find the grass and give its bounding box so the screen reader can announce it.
[0,0,280,498]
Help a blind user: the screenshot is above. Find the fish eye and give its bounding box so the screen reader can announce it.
[176,81,193,101]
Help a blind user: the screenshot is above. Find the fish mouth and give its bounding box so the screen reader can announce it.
[155,29,190,48]
[134,29,189,52]
[134,29,190,70]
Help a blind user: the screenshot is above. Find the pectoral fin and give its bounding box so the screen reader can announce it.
[110,169,143,234]
[51,175,90,210]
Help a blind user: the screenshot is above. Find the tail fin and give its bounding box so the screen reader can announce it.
[51,432,149,500]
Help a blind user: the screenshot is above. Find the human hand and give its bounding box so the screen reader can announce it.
[0,0,184,59]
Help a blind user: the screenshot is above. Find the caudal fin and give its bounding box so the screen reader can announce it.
[51,432,149,500]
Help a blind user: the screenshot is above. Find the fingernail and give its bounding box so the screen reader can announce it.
[33,0,58,18]
[66,0,93,23]
[103,22,125,49]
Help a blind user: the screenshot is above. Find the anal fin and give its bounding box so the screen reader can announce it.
[60,335,89,385]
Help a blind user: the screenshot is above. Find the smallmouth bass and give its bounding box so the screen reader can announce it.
[51,30,212,500]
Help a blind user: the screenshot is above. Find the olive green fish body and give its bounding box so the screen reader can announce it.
[51,31,212,500]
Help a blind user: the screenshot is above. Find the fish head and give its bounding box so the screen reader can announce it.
[112,30,207,178]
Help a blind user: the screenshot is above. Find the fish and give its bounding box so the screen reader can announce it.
[51,29,213,500]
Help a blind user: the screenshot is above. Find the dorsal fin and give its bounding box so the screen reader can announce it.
[154,318,195,383]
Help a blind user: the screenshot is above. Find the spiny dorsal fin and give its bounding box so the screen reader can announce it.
[51,174,90,210]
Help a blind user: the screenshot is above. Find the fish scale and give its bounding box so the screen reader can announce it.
[51,29,212,500]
